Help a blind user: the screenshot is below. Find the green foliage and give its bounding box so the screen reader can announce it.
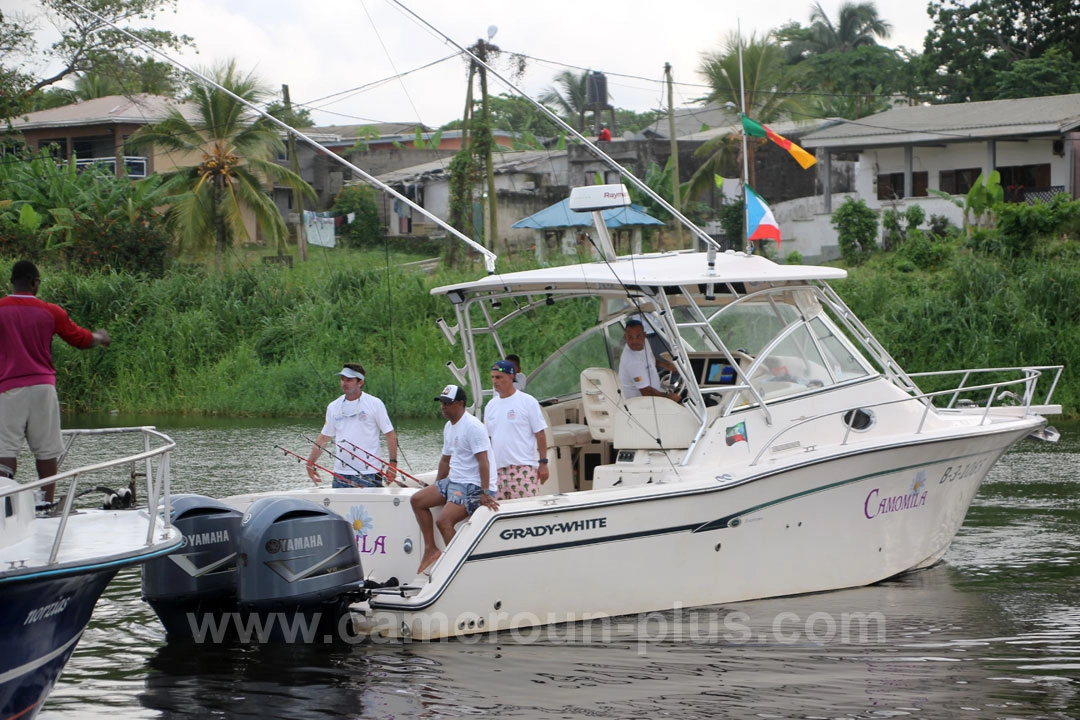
[831,196,878,264]
[993,194,1080,258]
[331,185,381,249]
[896,228,951,269]
[0,152,173,273]
[717,200,744,248]
[2,0,193,120]
[881,203,926,250]
[995,46,1080,99]
[965,171,1003,231]
[785,250,803,265]
[922,0,1080,102]
[0,253,597,417]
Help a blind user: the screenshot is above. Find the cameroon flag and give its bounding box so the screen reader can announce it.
[741,116,816,170]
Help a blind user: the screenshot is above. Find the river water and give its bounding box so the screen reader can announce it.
[36,416,1080,719]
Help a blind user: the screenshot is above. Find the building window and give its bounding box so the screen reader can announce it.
[939,168,981,195]
[876,171,927,200]
[998,163,1052,201]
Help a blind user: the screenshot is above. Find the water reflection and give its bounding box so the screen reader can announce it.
[37,419,1080,719]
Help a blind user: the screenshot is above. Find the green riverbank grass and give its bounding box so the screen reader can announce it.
[7,235,1077,418]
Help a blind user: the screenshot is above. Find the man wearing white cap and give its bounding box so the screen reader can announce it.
[307,363,398,487]
[410,383,498,574]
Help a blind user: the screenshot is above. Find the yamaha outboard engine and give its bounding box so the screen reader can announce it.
[142,495,243,639]
[236,497,365,643]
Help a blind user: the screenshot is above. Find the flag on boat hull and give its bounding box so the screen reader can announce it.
[741,116,816,169]
[746,186,780,246]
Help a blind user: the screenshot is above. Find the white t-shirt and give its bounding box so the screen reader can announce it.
[484,390,547,469]
[442,412,497,491]
[513,374,527,392]
[320,392,394,475]
[618,343,661,399]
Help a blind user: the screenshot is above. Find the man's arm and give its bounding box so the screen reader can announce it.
[307,433,332,482]
[534,430,550,484]
[435,455,451,482]
[384,429,399,482]
[475,450,499,510]
[640,385,681,403]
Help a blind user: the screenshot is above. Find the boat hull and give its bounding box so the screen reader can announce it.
[359,420,1035,639]
[0,570,117,720]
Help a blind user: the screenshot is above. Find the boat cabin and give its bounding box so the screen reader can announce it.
[431,248,894,495]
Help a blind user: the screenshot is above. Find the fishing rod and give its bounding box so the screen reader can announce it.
[65,0,498,275]
[274,444,367,487]
[338,438,427,487]
[303,435,421,488]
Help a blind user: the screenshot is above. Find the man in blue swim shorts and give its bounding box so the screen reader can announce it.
[410,384,499,574]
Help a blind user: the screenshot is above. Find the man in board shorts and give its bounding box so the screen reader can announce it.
[410,384,498,574]
[0,261,111,500]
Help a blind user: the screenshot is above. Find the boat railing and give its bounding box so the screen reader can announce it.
[749,366,1062,467]
[0,426,175,564]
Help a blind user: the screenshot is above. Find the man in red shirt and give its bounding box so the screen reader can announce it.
[0,261,110,500]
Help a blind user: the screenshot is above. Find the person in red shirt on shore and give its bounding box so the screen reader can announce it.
[0,261,110,500]
[598,125,612,142]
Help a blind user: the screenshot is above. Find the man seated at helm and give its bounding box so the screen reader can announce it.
[618,319,681,403]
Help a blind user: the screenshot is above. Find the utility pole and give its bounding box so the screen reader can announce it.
[474,36,499,252]
[665,63,684,248]
[282,84,307,262]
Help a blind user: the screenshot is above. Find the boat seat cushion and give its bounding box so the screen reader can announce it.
[548,423,592,447]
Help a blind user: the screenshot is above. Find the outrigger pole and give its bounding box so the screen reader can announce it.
[66,1,499,275]
[737,20,752,254]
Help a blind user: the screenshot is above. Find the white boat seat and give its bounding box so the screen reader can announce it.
[580,368,624,442]
[614,396,700,449]
[548,424,592,447]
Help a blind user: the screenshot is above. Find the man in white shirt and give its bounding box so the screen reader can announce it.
[485,360,548,499]
[506,353,527,391]
[410,384,498,574]
[306,364,398,487]
[618,319,681,402]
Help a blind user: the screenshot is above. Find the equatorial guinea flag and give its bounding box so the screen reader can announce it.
[746,186,781,247]
[741,115,817,169]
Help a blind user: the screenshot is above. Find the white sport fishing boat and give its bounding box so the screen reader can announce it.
[212,185,1061,641]
[0,427,182,719]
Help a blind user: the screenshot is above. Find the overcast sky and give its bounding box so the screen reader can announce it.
[16,0,932,128]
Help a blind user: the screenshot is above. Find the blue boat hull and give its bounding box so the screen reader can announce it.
[0,570,118,720]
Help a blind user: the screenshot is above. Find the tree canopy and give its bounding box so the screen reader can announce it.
[0,0,191,120]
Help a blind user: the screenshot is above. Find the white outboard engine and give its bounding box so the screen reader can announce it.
[236,497,365,643]
[142,495,244,639]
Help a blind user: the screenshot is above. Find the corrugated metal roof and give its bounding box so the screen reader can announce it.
[801,94,1080,149]
[9,94,200,130]
[375,150,562,184]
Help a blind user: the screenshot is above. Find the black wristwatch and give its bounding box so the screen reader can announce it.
[538,458,549,464]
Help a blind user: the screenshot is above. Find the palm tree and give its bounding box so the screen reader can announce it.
[128,59,314,268]
[786,1,892,59]
[539,70,590,131]
[688,32,806,195]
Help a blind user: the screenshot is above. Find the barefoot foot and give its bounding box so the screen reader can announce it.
[417,549,442,575]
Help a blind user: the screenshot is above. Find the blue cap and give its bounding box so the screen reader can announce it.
[491,360,516,375]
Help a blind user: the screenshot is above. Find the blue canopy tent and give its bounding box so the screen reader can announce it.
[512,199,664,259]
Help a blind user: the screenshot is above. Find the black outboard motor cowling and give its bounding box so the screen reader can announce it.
[237,497,364,610]
[142,494,243,638]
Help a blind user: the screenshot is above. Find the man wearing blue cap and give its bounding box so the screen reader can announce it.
[486,359,548,499]
[306,362,398,487]
[411,383,497,574]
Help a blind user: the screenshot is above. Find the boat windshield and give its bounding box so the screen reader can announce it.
[527,325,611,402]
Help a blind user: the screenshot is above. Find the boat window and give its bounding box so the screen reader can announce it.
[810,316,873,381]
[752,324,832,400]
[710,301,800,355]
[527,325,610,401]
